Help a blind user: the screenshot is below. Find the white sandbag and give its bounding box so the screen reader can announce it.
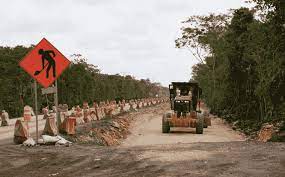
[56,135,66,140]
[38,138,44,144]
[23,137,36,147]
[55,135,72,145]
[42,135,60,143]
[56,139,72,145]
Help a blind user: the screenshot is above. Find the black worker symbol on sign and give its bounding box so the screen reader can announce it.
[34,49,56,78]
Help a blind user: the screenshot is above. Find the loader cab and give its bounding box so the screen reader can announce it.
[163,81,210,134]
[169,82,202,115]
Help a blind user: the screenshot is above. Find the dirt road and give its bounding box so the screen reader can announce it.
[0,103,284,177]
[122,109,244,147]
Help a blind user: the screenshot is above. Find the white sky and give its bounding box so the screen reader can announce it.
[0,0,248,86]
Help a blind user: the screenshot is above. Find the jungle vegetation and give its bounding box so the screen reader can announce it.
[0,48,167,117]
[176,0,285,133]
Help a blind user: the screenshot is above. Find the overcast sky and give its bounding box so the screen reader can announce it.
[0,0,248,86]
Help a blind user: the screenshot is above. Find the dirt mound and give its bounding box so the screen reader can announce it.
[68,114,133,146]
[257,123,275,142]
[257,122,285,142]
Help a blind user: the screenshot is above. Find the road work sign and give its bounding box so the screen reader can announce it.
[19,38,70,88]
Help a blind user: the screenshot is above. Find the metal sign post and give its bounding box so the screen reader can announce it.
[41,84,59,128]
[34,80,39,144]
[55,80,60,128]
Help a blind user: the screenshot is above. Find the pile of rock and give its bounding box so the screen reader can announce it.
[257,123,276,142]
[71,115,132,146]
[257,122,285,142]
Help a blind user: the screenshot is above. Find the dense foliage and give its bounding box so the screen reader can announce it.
[176,0,285,133]
[0,47,167,117]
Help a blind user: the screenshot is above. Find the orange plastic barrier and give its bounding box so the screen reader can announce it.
[14,120,29,144]
[42,116,58,136]
[61,116,76,135]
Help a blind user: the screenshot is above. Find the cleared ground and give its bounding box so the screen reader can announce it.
[0,103,284,177]
[122,110,245,147]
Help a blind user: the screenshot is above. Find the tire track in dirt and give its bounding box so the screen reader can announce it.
[0,142,284,177]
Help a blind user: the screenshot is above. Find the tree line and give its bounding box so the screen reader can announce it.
[0,47,168,117]
[176,0,285,133]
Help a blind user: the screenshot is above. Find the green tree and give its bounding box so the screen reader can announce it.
[176,4,285,132]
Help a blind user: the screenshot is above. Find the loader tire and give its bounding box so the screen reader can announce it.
[162,114,170,133]
[196,113,204,134]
